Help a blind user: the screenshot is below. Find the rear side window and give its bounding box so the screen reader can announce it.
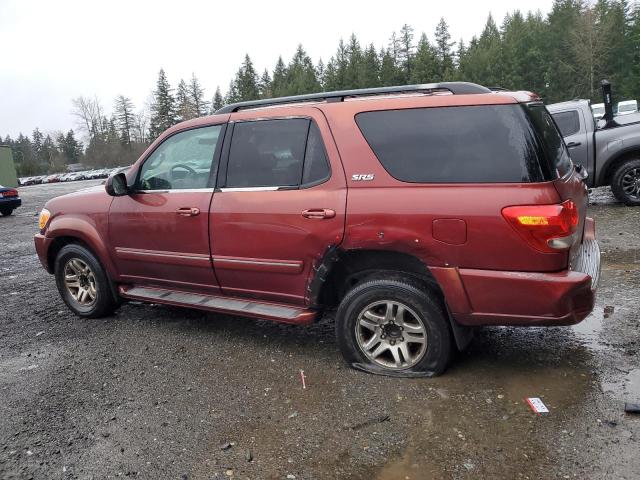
[302,122,330,185]
[227,119,309,188]
[225,119,330,188]
[355,105,551,183]
[552,111,581,137]
[526,105,573,177]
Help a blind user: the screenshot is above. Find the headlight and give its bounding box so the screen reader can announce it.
[38,208,51,230]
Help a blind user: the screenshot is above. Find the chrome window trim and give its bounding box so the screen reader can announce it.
[219,186,282,193]
[133,188,215,194]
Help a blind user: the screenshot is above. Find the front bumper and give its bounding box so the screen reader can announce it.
[439,217,600,327]
[34,233,53,273]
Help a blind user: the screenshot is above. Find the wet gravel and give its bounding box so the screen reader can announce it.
[0,180,638,479]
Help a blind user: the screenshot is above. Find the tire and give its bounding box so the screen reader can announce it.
[335,278,452,376]
[0,208,13,216]
[611,159,640,206]
[54,243,118,318]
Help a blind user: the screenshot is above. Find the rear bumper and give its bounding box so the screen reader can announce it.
[0,198,21,210]
[435,217,600,327]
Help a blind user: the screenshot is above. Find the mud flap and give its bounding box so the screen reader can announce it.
[351,363,437,378]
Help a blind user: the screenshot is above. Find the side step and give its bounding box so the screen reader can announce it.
[119,286,317,325]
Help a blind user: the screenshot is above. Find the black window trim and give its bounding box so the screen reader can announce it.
[132,122,228,193]
[216,116,332,191]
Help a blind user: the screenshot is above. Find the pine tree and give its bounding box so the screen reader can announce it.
[361,44,381,87]
[63,130,82,163]
[379,48,398,86]
[434,18,455,81]
[411,34,438,83]
[345,34,364,88]
[258,69,272,98]
[32,128,44,165]
[149,69,176,139]
[211,86,224,113]
[271,56,288,97]
[233,54,260,101]
[114,95,136,145]
[175,79,192,122]
[188,73,208,117]
[545,0,583,101]
[399,24,415,81]
[225,79,239,104]
[284,44,321,95]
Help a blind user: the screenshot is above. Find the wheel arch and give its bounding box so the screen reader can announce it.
[309,248,473,350]
[599,148,640,187]
[45,216,117,279]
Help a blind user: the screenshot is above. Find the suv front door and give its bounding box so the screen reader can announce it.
[210,108,346,305]
[551,108,590,174]
[108,122,226,294]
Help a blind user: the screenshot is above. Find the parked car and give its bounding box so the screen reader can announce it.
[591,102,605,120]
[617,99,638,116]
[548,81,640,205]
[0,185,21,216]
[34,82,600,376]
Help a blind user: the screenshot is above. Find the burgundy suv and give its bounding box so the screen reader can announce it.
[35,82,600,376]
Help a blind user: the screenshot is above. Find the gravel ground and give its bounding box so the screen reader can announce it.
[0,180,638,479]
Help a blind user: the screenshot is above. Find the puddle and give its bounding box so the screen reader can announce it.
[602,368,640,401]
[571,309,606,352]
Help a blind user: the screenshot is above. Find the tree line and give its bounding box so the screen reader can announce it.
[4,0,639,176]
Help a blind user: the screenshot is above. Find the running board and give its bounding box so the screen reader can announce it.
[119,286,317,325]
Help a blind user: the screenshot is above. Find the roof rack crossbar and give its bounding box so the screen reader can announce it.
[215,82,491,114]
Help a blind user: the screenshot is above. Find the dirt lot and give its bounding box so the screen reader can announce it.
[1,180,638,479]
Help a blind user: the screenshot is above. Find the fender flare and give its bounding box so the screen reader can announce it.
[45,214,119,280]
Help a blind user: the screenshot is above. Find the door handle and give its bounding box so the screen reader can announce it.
[302,208,336,219]
[176,207,200,216]
[566,141,582,148]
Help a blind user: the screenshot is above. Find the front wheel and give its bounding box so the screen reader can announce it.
[0,208,13,216]
[54,243,119,318]
[335,278,452,376]
[611,159,640,206]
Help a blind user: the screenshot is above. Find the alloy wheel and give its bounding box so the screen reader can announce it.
[355,300,428,369]
[621,167,640,200]
[64,258,97,306]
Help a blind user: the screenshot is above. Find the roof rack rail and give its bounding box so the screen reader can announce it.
[215,82,491,114]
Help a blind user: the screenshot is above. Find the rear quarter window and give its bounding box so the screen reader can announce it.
[355,105,551,183]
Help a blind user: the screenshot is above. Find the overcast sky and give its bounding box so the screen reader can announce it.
[0,0,553,139]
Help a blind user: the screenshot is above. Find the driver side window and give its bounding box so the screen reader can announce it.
[138,125,223,190]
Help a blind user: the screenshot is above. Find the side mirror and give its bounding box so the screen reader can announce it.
[105,172,129,196]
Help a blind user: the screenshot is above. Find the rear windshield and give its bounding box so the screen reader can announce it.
[355,104,558,183]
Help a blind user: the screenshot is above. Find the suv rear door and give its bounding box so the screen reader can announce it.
[210,107,346,305]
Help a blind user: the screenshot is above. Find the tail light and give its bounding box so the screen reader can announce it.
[502,200,579,253]
[1,189,18,197]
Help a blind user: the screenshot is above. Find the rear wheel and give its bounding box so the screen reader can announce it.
[54,243,118,318]
[335,278,452,376]
[611,159,640,206]
[0,208,13,216]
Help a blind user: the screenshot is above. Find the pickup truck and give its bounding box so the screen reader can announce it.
[547,82,640,205]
